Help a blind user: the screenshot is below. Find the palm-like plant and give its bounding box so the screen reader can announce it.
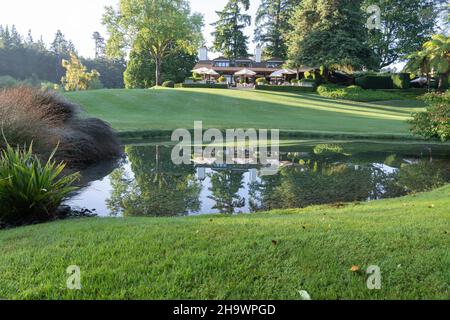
[424,34,450,90]
[406,34,450,90]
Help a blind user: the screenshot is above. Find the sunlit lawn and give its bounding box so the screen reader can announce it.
[65,88,425,137]
[0,185,449,300]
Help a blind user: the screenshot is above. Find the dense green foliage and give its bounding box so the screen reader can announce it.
[287,0,377,73]
[0,26,124,88]
[355,75,394,89]
[124,47,197,88]
[406,34,450,90]
[103,0,203,85]
[211,0,251,59]
[391,73,411,89]
[1,184,449,299]
[363,0,445,69]
[61,53,101,91]
[254,0,300,60]
[180,83,229,89]
[0,142,79,227]
[162,81,175,88]
[255,84,316,92]
[65,88,424,138]
[317,84,409,101]
[409,91,450,141]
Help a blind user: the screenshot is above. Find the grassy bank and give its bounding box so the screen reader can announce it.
[65,88,425,138]
[1,185,449,300]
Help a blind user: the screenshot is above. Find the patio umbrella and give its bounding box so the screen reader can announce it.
[205,69,219,76]
[269,69,296,78]
[234,68,257,76]
[205,69,219,81]
[192,67,211,74]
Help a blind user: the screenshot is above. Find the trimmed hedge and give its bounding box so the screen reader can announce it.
[392,73,411,89]
[255,85,316,93]
[355,76,394,89]
[317,84,406,102]
[181,83,229,89]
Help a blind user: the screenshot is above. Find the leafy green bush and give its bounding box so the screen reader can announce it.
[0,75,19,88]
[391,73,411,89]
[317,84,405,101]
[313,144,345,155]
[256,77,268,85]
[355,75,394,89]
[181,83,228,89]
[291,79,299,84]
[217,76,227,83]
[0,142,79,227]
[409,91,450,141]
[255,85,316,93]
[162,80,175,88]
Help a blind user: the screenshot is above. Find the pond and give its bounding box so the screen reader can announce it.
[65,140,450,217]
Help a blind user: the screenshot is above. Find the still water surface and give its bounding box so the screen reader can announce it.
[66,140,450,217]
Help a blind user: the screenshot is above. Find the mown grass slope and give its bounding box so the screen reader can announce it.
[1,185,449,300]
[65,88,425,137]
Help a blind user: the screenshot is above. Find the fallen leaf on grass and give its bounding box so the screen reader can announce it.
[350,265,360,272]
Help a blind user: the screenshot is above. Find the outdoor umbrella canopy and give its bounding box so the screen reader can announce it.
[205,69,219,76]
[192,67,211,74]
[234,68,257,76]
[269,69,296,77]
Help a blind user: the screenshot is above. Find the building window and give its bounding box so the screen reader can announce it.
[215,61,230,67]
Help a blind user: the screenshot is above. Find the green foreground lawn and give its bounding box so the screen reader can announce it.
[1,185,449,300]
[65,88,425,137]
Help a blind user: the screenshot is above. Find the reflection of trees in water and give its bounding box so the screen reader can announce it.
[208,170,245,214]
[251,156,450,211]
[384,159,450,197]
[107,145,201,216]
[254,163,376,210]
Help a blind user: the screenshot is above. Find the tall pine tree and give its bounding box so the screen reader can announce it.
[254,0,301,60]
[287,0,377,73]
[211,0,251,59]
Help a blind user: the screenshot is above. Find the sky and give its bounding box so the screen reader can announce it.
[0,0,259,58]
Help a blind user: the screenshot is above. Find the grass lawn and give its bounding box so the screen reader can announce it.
[1,185,449,300]
[65,88,425,138]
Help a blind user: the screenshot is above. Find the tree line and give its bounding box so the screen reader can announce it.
[103,0,447,87]
[0,26,125,88]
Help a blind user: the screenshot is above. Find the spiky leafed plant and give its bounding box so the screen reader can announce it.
[0,141,79,226]
[424,34,450,90]
[406,34,450,90]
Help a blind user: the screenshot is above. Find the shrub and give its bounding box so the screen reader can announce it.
[217,76,227,83]
[313,144,345,155]
[256,77,268,85]
[355,75,394,89]
[391,73,411,89]
[0,87,122,167]
[181,83,228,89]
[255,85,316,93]
[317,83,405,101]
[291,79,299,85]
[162,80,175,88]
[0,142,79,227]
[409,91,450,141]
[0,75,19,88]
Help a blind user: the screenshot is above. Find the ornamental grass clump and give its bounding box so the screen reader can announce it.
[0,141,79,227]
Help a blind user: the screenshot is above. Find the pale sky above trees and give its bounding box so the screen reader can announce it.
[0,0,259,58]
